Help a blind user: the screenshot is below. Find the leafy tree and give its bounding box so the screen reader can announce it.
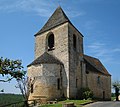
[0,57,36,106]
[0,57,24,82]
[112,80,120,101]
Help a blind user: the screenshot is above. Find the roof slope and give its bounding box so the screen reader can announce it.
[83,55,111,76]
[35,6,70,36]
[27,52,63,67]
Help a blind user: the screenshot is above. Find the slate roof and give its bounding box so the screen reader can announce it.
[83,54,111,76]
[35,6,70,36]
[35,6,83,37]
[27,52,63,67]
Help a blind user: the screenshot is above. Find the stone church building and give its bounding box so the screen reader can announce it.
[27,7,111,101]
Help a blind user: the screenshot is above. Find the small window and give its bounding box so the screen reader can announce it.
[76,79,78,88]
[31,84,33,93]
[57,78,60,90]
[73,34,77,50]
[48,34,54,51]
[97,76,100,84]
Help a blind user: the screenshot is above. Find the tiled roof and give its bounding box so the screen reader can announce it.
[27,52,63,67]
[35,6,70,36]
[83,54,111,76]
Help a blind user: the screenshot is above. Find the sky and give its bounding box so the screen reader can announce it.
[0,0,120,94]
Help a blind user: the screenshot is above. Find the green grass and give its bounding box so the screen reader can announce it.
[40,104,62,107]
[111,97,116,101]
[40,99,92,107]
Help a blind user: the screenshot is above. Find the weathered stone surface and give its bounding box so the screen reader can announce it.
[28,7,111,101]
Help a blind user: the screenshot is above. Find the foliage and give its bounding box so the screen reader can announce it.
[0,57,25,82]
[112,80,120,89]
[79,87,93,100]
[112,80,120,101]
[0,94,24,107]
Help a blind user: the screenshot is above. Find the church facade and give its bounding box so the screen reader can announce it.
[27,7,111,101]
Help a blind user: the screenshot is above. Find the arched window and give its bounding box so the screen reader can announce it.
[48,33,54,51]
[73,34,76,50]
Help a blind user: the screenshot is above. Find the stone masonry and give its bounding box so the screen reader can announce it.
[27,6,111,101]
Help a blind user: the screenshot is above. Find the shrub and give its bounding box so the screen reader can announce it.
[79,87,93,100]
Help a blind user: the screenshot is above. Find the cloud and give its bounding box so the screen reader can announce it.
[83,20,99,30]
[0,0,85,17]
[87,42,108,57]
[0,0,56,17]
[66,10,86,18]
[113,48,120,52]
[86,42,120,64]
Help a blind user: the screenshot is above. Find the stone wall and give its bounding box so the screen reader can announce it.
[68,23,84,98]
[86,71,111,100]
[28,64,66,100]
[35,22,70,98]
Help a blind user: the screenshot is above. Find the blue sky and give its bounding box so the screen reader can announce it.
[0,0,120,94]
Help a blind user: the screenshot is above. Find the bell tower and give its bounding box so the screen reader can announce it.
[29,6,84,99]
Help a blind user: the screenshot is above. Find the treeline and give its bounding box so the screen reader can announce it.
[0,93,23,106]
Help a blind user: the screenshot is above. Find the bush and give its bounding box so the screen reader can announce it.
[79,87,93,100]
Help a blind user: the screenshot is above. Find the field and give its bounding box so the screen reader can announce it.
[0,93,23,106]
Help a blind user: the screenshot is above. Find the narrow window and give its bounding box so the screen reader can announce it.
[48,34,54,51]
[76,79,78,88]
[97,76,100,84]
[73,34,76,50]
[57,78,60,90]
[31,84,33,93]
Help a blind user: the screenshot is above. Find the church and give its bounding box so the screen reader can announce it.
[27,6,111,101]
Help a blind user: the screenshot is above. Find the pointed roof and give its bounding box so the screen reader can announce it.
[83,54,111,76]
[27,52,63,67]
[35,6,70,36]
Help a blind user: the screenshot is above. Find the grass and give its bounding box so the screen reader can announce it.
[111,97,116,101]
[40,99,92,107]
[40,104,62,107]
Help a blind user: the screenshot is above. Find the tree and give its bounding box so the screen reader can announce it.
[16,76,35,107]
[112,80,120,101]
[0,57,35,106]
[0,57,24,82]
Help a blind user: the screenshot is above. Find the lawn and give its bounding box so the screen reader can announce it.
[40,99,92,107]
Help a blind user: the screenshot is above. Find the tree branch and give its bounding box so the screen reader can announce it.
[0,77,14,82]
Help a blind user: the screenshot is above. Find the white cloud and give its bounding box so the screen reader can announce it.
[0,0,85,17]
[87,42,108,57]
[83,20,99,30]
[86,42,120,64]
[113,48,120,52]
[0,0,56,17]
[66,10,86,18]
